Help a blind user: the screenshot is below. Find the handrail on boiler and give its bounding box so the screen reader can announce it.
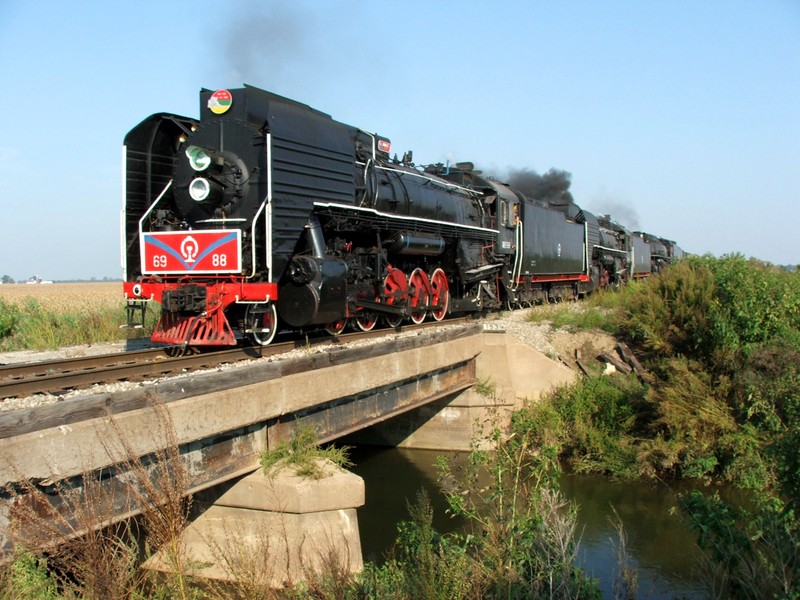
[137,180,174,233]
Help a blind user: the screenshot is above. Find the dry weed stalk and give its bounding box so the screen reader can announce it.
[200,517,282,599]
[3,454,143,597]
[1,396,196,598]
[530,487,582,593]
[609,506,639,600]
[299,526,358,600]
[99,397,195,597]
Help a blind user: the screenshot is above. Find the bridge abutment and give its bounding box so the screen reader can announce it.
[348,329,577,450]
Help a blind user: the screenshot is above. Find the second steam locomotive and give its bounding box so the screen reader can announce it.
[122,85,682,347]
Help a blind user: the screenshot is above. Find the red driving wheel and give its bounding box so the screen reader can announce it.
[408,268,431,324]
[429,268,449,321]
[383,267,408,328]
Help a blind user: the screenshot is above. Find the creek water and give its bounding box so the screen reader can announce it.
[350,446,710,599]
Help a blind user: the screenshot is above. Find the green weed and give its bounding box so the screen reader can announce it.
[0,551,60,599]
[474,378,496,397]
[260,425,352,479]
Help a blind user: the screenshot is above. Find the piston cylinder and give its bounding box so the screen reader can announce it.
[277,256,347,327]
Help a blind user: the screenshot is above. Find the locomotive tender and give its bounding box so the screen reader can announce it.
[122,85,681,347]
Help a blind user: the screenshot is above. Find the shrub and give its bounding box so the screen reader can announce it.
[679,491,800,599]
[706,255,800,355]
[520,375,647,479]
[621,258,717,359]
[0,298,19,339]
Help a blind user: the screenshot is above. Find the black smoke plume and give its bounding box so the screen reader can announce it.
[591,200,640,231]
[217,1,311,86]
[507,167,574,205]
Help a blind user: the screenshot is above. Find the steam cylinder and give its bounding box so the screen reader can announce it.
[277,256,347,327]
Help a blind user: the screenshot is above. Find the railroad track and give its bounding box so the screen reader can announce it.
[0,318,470,400]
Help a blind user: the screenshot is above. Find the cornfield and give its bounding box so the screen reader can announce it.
[0,282,156,351]
[0,282,121,311]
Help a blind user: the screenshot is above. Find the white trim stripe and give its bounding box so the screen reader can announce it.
[312,201,497,235]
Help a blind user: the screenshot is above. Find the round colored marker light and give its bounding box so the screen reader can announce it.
[186,145,211,172]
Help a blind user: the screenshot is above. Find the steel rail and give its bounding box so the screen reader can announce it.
[0,318,470,400]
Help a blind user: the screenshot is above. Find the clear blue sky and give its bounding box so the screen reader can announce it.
[1,0,798,280]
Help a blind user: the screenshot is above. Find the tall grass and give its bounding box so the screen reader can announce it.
[0,400,193,599]
[0,294,157,351]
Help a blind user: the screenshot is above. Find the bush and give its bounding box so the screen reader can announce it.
[0,298,19,340]
[621,258,717,359]
[519,374,647,479]
[707,255,800,355]
[679,491,800,599]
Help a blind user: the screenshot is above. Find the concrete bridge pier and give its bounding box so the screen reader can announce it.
[145,460,365,588]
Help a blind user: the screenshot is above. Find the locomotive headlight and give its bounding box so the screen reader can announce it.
[186,145,212,172]
[188,177,211,201]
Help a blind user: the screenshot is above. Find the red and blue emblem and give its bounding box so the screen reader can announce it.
[141,230,241,274]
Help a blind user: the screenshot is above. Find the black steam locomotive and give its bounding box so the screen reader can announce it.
[122,85,682,347]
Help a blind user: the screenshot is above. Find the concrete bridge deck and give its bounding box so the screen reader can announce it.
[0,321,576,559]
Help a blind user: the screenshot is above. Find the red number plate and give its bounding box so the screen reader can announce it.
[141,230,242,274]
